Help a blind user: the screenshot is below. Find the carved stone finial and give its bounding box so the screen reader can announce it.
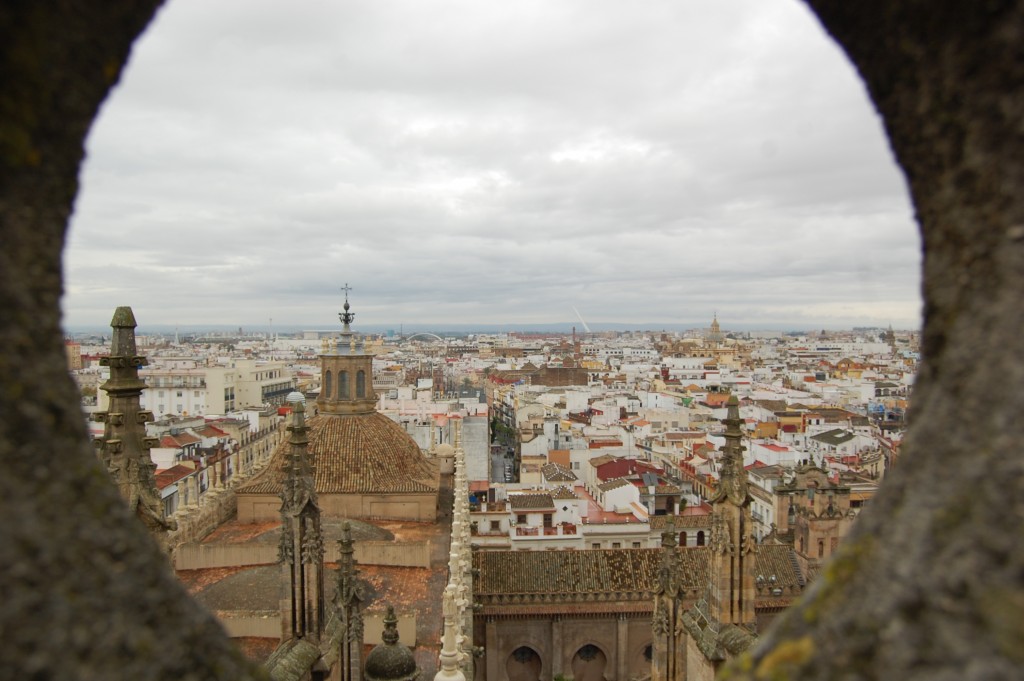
[382,605,399,645]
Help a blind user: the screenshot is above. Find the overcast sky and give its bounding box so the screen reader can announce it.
[64,0,921,331]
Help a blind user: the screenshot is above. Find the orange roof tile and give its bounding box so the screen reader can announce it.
[237,412,438,496]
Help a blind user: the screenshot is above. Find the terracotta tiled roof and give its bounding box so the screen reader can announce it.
[154,464,193,490]
[474,544,802,597]
[755,544,806,587]
[197,425,228,438]
[598,477,633,492]
[649,514,712,529]
[509,493,555,511]
[755,399,789,413]
[161,432,201,448]
[550,485,578,500]
[474,549,669,597]
[540,463,576,482]
[236,412,438,495]
[665,432,706,441]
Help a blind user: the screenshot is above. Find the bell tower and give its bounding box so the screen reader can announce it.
[318,284,376,416]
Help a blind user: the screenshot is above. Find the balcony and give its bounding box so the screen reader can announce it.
[513,523,578,537]
[473,500,508,513]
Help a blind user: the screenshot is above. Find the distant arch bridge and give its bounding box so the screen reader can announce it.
[403,332,445,343]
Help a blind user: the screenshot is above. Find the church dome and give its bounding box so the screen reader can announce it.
[364,606,419,681]
[307,412,436,493]
[435,443,455,457]
[238,411,437,496]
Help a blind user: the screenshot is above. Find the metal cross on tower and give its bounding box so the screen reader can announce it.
[339,283,355,328]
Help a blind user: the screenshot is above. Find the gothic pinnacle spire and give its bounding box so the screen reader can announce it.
[97,306,176,542]
[282,392,316,508]
[713,394,749,505]
[278,391,325,642]
[382,605,400,645]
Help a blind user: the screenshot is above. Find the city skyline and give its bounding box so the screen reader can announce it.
[64,0,921,330]
[64,319,911,338]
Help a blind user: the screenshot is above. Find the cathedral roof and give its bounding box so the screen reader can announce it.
[237,411,438,496]
[475,547,666,598]
[649,514,712,529]
[474,545,802,599]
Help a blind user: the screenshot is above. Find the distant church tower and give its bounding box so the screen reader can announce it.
[95,306,176,546]
[708,313,725,345]
[319,284,377,416]
[278,392,326,641]
[885,324,897,354]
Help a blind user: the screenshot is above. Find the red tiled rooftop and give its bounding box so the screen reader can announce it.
[154,464,193,490]
[161,432,201,448]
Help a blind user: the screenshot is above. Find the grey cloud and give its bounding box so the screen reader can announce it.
[64,0,921,330]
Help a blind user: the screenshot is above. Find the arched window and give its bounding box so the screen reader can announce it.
[679,531,687,547]
[696,530,705,546]
[572,644,606,681]
[507,647,541,681]
[818,539,825,558]
[324,370,332,399]
[339,371,349,398]
[356,370,366,397]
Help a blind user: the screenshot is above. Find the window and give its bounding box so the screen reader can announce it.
[696,530,705,546]
[592,543,601,549]
[193,390,200,398]
[339,371,349,398]
[356,370,366,398]
[543,513,552,527]
[517,514,527,524]
[324,370,332,399]
[632,542,641,548]
[490,520,500,532]
[818,539,825,558]
[176,391,183,397]
[679,531,687,546]
[612,542,621,549]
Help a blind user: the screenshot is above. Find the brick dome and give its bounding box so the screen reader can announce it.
[238,412,437,495]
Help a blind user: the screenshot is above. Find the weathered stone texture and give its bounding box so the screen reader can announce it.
[0,3,264,679]
[727,2,1024,680]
